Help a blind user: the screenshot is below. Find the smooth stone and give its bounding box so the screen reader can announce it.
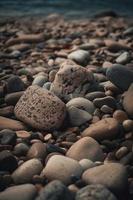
[12,158,43,184]
[0,129,16,146]
[116,52,131,64]
[76,184,117,200]
[79,159,95,171]
[10,50,21,58]
[101,105,113,114]
[66,137,104,162]
[0,150,18,172]
[106,64,133,91]
[122,120,133,132]
[50,61,94,101]
[68,50,90,66]
[14,143,29,156]
[66,97,95,114]
[49,70,57,82]
[5,91,24,106]
[115,147,128,160]
[7,43,30,52]
[35,180,73,200]
[113,110,128,123]
[43,82,51,90]
[14,85,66,130]
[82,163,128,195]
[0,116,27,131]
[27,142,47,160]
[123,27,133,36]
[105,39,130,53]
[0,184,37,200]
[67,106,92,126]
[82,118,119,141]
[85,91,105,101]
[122,84,133,118]
[16,130,31,139]
[93,96,116,109]
[41,155,83,185]
[0,106,14,117]
[5,75,25,93]
[32,75,47,87]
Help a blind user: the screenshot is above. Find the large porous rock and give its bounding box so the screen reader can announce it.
[0,184,37,200]
[68,50,90,66]
[14,85,66,130]
[35,180,73,200]
[66,137,104,162]
[75,184,117,200]
[41,155,83,185]
[82,163,128,195]
[12,158,43,184]
[82,118,119,141]
[50,61,95,101]
[106,64,133,91]
[122,84,133,118]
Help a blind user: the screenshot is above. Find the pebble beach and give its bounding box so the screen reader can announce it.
[0,11,133,200]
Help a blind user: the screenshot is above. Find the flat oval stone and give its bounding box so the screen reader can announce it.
[0,184,37,200]
[66,97,95,114]
[106,64,133,91]
[32,75,47,87]
[0,129,16,146]
[14,85,66,130]
[116,52,131,64]
[27,142,47,160]
[12,158,43,184]
[66,137,104,162]
[85,91,105,101]
[93,96,116,109]
[68,50,90,66]
[35,180,73,200]
[82,118,119,141]
[5,91,24,106]
[82,163,128,195]
[76,184,117,200]
[41,155,83,185]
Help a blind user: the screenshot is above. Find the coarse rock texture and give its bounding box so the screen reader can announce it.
[75,184,117,200]
[0,184,37,200]
[66,137,104,162]
[14,85,66,130]
[12,158,43,184]
[82,163,128,195]
[82,118,120,141]
[50,61,95,101]
[122,83,133,118]
[106,64,133,91]
[41,155,83,185]
[35,180,73,200]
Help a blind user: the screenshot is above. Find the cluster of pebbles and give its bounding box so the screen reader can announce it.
[0,13,133,200]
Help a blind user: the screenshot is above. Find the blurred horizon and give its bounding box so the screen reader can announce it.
[0,0,133,19]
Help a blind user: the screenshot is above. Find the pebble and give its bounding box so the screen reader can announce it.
[68,49,90,66]
[27,142,47,160]
[50,61,94,101]
[0,129,16,146]
[43,82,51,90]
[0,150,18,172]
[66,137,104,162]
[116,52,131,64]
[5,75,25,94]
[123,27,133,36]
[12,158,43,184]
[32,75,47,87]
[85,91,105,101]
[76,184,117,200]
[14,85,66,130]
[115,147,128,160]
[66,97,95,114]
[0,116,27,131]
[93,96,116,109]
[113,110,128,123]
[122,120,133,132]
[67,106,92,126]
[82,118,119,141]
[41,155,83,185]
[82,163,128,195]
[122,83,133,118]
[0,106,14,117]
[5,91,24,106]
[101,105,113,114]
[14,143,29,156]
[0,184,37,200]
[16,130,31,139]
[105,39,130,53]
[106,64,133,91]
[35,180,73,200]
[79,159,95,171]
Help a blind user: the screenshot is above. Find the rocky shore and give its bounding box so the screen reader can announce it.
[0,14,133,200]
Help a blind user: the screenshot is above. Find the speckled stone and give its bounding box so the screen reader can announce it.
[50,61,94,101]
[14,85,66,130]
